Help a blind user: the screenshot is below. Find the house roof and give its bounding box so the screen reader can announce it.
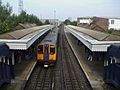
[15,23,36,30]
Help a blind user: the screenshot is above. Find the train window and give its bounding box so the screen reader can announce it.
[50,45,55,54]
[38,45,43,54]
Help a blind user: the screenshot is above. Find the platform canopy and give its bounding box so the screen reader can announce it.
[66,25,120,52]
[0,25,54,50]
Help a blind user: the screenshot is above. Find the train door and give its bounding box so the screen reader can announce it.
[44,44,49,61]
[49,45,56,60]
[37,45,44,60]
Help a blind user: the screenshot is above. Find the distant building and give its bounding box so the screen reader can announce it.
[108,18,120,30]
[40,19,61,26]
[77,17,120,31]
[77,17,92,25]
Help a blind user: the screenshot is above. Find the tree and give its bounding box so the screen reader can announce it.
[64,19,71,25]
[6,14,18,29]
[0,2,43,34]
[92,16,97,24]
[0,3,12,22]
[70,21,77,26]
[44,20,50,24]
[0,21,10,33]
[64,19,77,26]
[17,11,43,25]
[17,11,27,23]
[27,14,43,25]
[0,2,12,33]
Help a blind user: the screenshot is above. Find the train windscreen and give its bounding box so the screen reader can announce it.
[38,45,43,54]
[50,45,55,54]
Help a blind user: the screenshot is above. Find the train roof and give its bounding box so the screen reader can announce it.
[40,27,58,45]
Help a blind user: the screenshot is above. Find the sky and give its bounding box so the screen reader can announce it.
[3,0,120,21]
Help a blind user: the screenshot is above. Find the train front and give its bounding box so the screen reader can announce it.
[37,27,58,67]
[37,44,56,67]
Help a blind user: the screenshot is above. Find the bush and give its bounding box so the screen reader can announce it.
[107,30,113,34]
[0,21,10,33]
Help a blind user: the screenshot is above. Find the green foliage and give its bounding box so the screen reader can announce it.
[70,21,77,26]
[106,30,113,34]
[0,21,10,34]
[64,19,77,26]
[0,3,12,33]
[0,2,43,34]
[44,20,50,24]
[64,19,71,25]
[92,16,97,24]
[0,3,12,22]
[17,11,42,25]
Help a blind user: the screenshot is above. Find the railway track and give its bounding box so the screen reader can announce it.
[24,25,92,90]
[24,65,55,90]
[59,25,92,90]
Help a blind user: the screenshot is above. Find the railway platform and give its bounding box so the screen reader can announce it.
[1,57,36,90]
[65,29,116,90]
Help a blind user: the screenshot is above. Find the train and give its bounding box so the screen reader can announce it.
[104,44,120,89]
[37,27,58,67]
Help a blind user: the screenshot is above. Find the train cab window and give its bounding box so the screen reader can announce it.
[50,45,55,54]
[38,45,43,54]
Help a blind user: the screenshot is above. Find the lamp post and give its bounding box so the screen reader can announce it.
[54,10,57,26]
[0,0,2,5]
